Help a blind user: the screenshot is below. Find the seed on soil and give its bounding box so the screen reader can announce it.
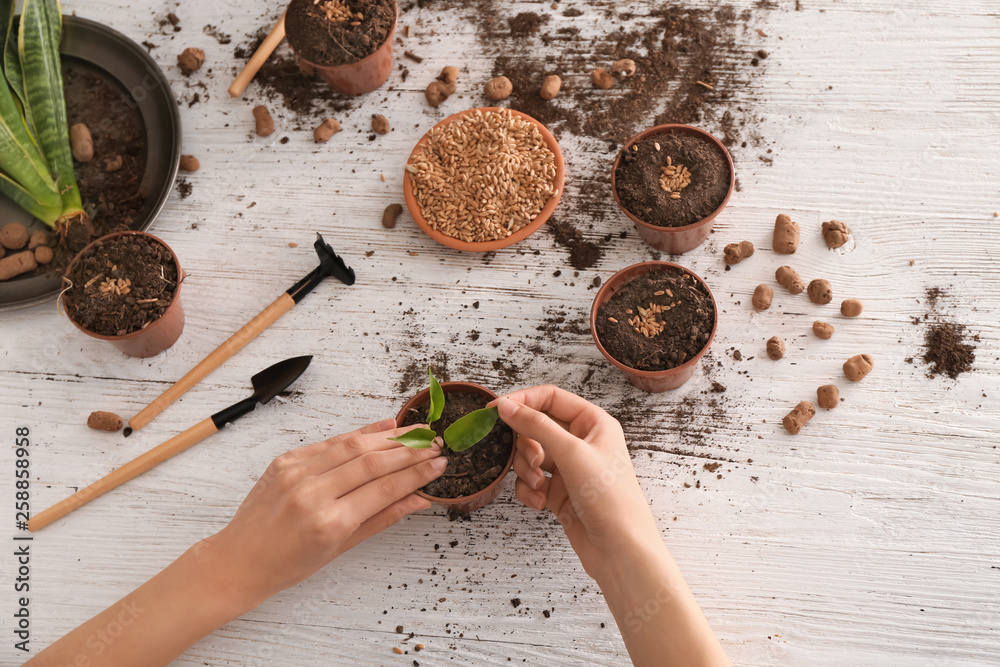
[539,75,561,100]
[317,0,358,23]
[611,58,637,77]
[0,222,29,250]
[69,123,94,162]
[371,114,390,134]
[27,230,50,251]
[766,336,785,360]
[407,108,557,243]
[772,213,800,254]
[313,118,342,143]
[822,219,850,248]
[177,47,205,75]
[484,75,513,101]
[775,265,804,294]
[843,353,874,381]
[752,284,773,310]
[782,401,815,435]
[723,240,754,265]
[0,252,37,280]
[807,278,833,305]
[591,67,614,89]
[87,411,123,432]
[841,298,863,317]
[817,385,839,409]
[252,105,274,137]
[105,155,123,172]
[813,320,834,339]
[34,246,53,265]
[179,155,200,172]
[659,156,692,195]
[382,203,403,229]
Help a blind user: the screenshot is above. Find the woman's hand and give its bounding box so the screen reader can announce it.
[202,418,447,610]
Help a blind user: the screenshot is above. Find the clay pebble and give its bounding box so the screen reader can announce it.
[87,411,123,432]
[776,265,804,294]
[177,47,205,76]
[611,58,636,77]
[844,354,873,381]
[783,401,816,435]
[371,114,390,135]
[313,118,342,143]
[591,67,614,89]
[723,240,754,265]
[540,75,561,100]
[34,246,53,265]
[0,252,37,280]
[822,220,850,248]
[1,222,29,250]
[484,76,513,101]
[773,213,800,254]
[752,284,773,310]
[766,336,785,360]
[69,123,93,162]
[817,385,839,409]
[813,320,834,339]
[841,298,863,317]
[252,105,274,137]
[28,230,50,250]
[807,278,833,305]
[179,155,200,172]
[425,67,459,107]
[382,203,403,229]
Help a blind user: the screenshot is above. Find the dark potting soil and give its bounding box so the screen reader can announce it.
[615,132,730,228]
[922,322,976,379]
[596,267,715,372]
[63,235,179,337]
[401,391,513,499]
[285,0,395,67]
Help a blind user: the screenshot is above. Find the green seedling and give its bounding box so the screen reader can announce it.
[391,369,499,452]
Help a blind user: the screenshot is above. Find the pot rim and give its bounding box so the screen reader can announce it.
[394,380,516,506]
[402,106,565,253]
[610,124,735,234]
[287,0,398,71]
[61,231,182,342]
[590,261,719,380]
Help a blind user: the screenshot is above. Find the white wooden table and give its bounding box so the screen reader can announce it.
[2,1,998,665]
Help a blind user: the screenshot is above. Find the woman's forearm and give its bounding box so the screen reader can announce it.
[27,538,247,667]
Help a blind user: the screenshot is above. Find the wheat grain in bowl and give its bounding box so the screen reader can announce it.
[405,108,558,243]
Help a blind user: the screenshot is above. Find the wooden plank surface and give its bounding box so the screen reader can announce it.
[2,0,999,665]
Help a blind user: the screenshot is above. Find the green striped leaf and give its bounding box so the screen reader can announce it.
[1,0,26,109]
[0,170,61,221]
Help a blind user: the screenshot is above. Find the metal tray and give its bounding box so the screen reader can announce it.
[0,15,180,312]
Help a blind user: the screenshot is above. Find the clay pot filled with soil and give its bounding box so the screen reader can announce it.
[62,232,184,358]
[403,107,565,252]
[285,0,397,95]
[396,381,515,513]
[612,125,734,254]
[591,262,717,392]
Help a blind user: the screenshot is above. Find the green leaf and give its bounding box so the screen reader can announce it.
[427,368,444,424]
[1,0,26,109]
[0,170,61,221]
[389,428,438,449]
[444,407,499,452]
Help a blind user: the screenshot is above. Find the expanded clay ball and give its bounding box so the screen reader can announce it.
[723,240,754,265]
[382,203,403,229]
[822,220,850,248]
[0,251,36,280]
[34,245,53,265]
[782,401,816,435]
[752,284,773,310]
[844,354,874,382]
[69,123,93,162]
[773,213,800,254]
[439,66,459,89]
[817,385,839,409]
[591,67,614,89]
[841,298,863,317]
[252,105,274,137]
[179,155,200,172]
[484,76,513,101]
[371,114,390,135]
[813,320,834,339]
[776,265,804,294]
[0,222,29,250]
[766,336,785,360]
[313,118,342,143]
[177,47,205,76]
[540,75,562,100]
[611,58,636,77]
[87,411,123,432]
[28,230,50,250]
[425,67,459,107]
[808,279,833,305]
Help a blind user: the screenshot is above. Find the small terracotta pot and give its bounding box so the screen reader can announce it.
[62,232,185,358]
[395,381,515,513]
[403,107,565,252]
[611,124,735,254]
[288,0,397,96]
[590,261,718,393]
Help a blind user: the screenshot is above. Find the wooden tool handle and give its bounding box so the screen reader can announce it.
[228,11,287,98]
[128,293,295,433]
[28,418,219,532]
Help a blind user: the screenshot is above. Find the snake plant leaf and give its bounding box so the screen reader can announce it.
[0,170,60,221]
[389,428,438,449]
[1,0,25,109]
[427,368,444,424]
[444,407,499,452]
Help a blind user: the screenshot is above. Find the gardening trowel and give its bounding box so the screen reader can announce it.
[28,355,314,532]
[126,234,353,434]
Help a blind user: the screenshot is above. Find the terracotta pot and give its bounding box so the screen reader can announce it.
[395,381,515,513]
[590,261,718,392]
[62,232,185,358]
[288,0,397,96]
[403,107,565,252]
[611,124,735,254]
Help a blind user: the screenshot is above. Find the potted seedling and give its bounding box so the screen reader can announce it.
[611,124,734,254]
[394,369,515,513]
[591,262,718,392]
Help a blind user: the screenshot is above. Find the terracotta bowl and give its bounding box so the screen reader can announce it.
[403,107,565,252]
[395,381,515,513]
[611,124,735,254]
[590,261,718,392]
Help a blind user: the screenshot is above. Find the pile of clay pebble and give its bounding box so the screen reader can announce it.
[0,222,54,281]
[723,215,872,435]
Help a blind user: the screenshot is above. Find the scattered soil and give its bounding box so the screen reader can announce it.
[596,267,715,371]
[62,234,179,336]
[401,391,514,499]
[285,0,395,67]
[923,323,976,379]
[547,218,602,270]
[615,132,730,228]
